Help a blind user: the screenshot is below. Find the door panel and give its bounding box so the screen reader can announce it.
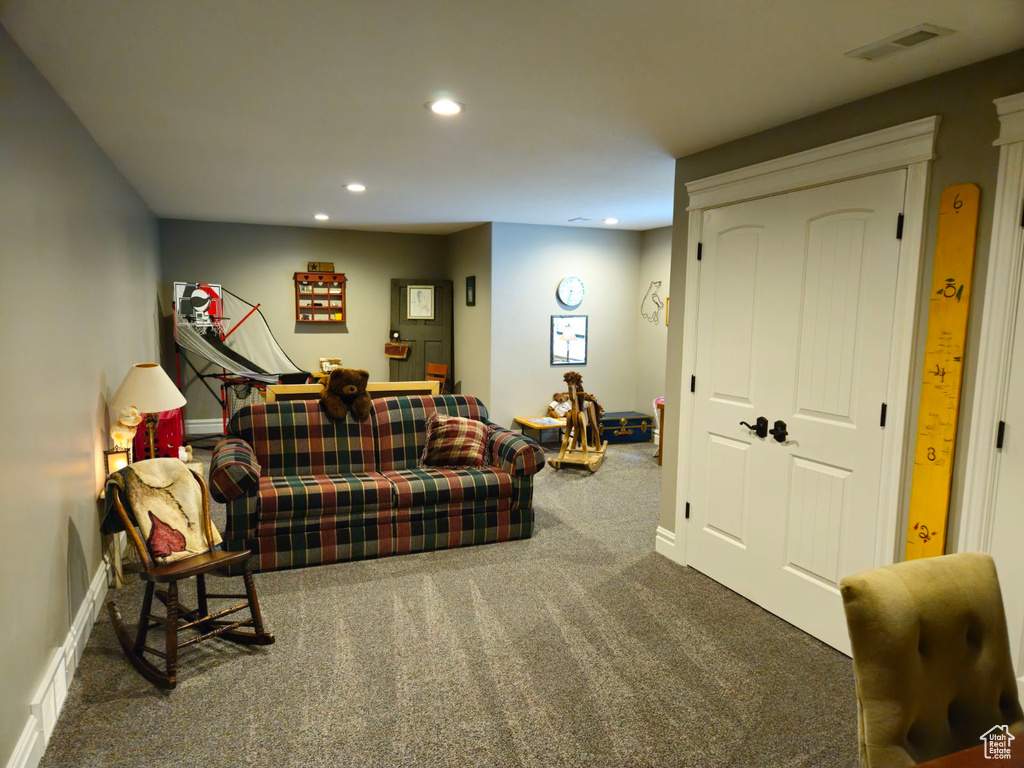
[686,170,908,653]
[796,216,867,420]
[710,228,762,404]
[784,456,850,587]
[705,434,752,546]
[764,171,907,651]
[686,196,785,604]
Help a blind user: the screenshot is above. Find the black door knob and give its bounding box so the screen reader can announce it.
[769,420,788,443]
[739,416,769,439]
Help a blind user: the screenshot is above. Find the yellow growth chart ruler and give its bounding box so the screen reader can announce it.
[905,183,980,560]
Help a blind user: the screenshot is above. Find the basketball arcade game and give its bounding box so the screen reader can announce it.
[173,283,309,434]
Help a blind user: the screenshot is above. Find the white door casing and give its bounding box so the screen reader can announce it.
[662,117,938,654]
[685,172,908,653]
[959,91,1024,700]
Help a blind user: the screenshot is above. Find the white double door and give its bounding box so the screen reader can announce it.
[988,207,1024,699]
[685,171,908,653]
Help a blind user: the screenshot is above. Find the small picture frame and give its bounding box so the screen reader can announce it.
[551,315,588,366]
[407,285,435,320]
[466,276,476,307]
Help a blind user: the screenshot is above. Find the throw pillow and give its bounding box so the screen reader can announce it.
[420,412,489,468]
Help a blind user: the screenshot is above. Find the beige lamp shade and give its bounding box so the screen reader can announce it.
[111,363,186,414]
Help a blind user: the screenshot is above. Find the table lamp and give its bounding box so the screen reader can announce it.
[111,363,187,460]
[559,328,576,362]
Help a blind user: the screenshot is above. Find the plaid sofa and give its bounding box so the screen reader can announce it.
[209,395,545,572]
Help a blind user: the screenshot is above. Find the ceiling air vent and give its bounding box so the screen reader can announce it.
[846,23,954,62]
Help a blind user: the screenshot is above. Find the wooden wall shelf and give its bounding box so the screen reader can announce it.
[294,271,346,323]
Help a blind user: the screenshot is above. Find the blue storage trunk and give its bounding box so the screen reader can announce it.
[598,411,654,444]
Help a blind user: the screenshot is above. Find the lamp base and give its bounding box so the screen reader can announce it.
[144,414,159,461]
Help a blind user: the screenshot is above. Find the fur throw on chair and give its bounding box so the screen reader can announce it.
[104,458,222,564]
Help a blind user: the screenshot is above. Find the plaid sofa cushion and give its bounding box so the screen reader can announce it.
[375,395,489,470]
[256,473,394,533]
[229,400,376,475]
[210,437,262,503]
[420,412,489,467]
[383,467,513,508]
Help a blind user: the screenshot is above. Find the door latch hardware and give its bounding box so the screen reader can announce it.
[739,417,769,439]
[769,420,788,443]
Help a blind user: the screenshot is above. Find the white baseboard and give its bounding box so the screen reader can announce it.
[185,418,223,437]
[655,525,681,563]
[4,721,42,768]
[7,563,108,768]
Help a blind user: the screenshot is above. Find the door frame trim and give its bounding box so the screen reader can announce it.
[668,117,939,570]
[686,116,939,211]
[959,92,1024,553]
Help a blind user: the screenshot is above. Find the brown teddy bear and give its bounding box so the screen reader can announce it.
[320,367,372,422]
[548,392,571,418]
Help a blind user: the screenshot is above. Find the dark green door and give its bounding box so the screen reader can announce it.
[389,279,453,389]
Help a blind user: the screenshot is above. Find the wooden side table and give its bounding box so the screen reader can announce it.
[513,416,566,446]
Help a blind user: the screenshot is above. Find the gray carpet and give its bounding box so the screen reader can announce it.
[41,443,857,767]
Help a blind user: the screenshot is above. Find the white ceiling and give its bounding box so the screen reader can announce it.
[3,1,1023,234]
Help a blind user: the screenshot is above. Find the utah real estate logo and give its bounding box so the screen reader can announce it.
[980,725,1015,760]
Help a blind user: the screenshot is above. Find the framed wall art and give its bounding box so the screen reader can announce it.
[551,315,588,366]
[407,285,435,320]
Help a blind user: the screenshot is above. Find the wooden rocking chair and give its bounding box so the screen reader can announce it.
[548,378,608,472]
[106,464,274,689]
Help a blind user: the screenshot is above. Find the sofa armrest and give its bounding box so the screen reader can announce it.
[210,437,262,503]
[488,426,545,476]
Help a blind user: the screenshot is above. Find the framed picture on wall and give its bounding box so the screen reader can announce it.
[466,276,476,306]
[551,315,588,366]
[407,285,435,320]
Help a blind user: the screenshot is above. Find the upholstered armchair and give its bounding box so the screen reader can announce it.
[840,552,1023,767]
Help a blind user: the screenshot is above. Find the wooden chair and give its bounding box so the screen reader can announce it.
[106,463,274,689]
[425,363,449,394]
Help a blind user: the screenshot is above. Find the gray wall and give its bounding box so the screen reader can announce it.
[489,223,643,428]
[0,28,160,764]
[159,220,448,422]
[661,48,1024,542]
[446,224,493,406]
[636,227,671,414]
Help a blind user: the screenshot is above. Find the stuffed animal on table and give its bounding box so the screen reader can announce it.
[320,367,372,422]
[548,392,572,418]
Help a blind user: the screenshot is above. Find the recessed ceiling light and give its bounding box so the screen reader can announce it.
[314,213,329,221]
[426,99,465,116]
[346,183,366,192]
[603,218,619,225]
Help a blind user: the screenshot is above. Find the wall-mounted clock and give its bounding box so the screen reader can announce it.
[557,276,585,308]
